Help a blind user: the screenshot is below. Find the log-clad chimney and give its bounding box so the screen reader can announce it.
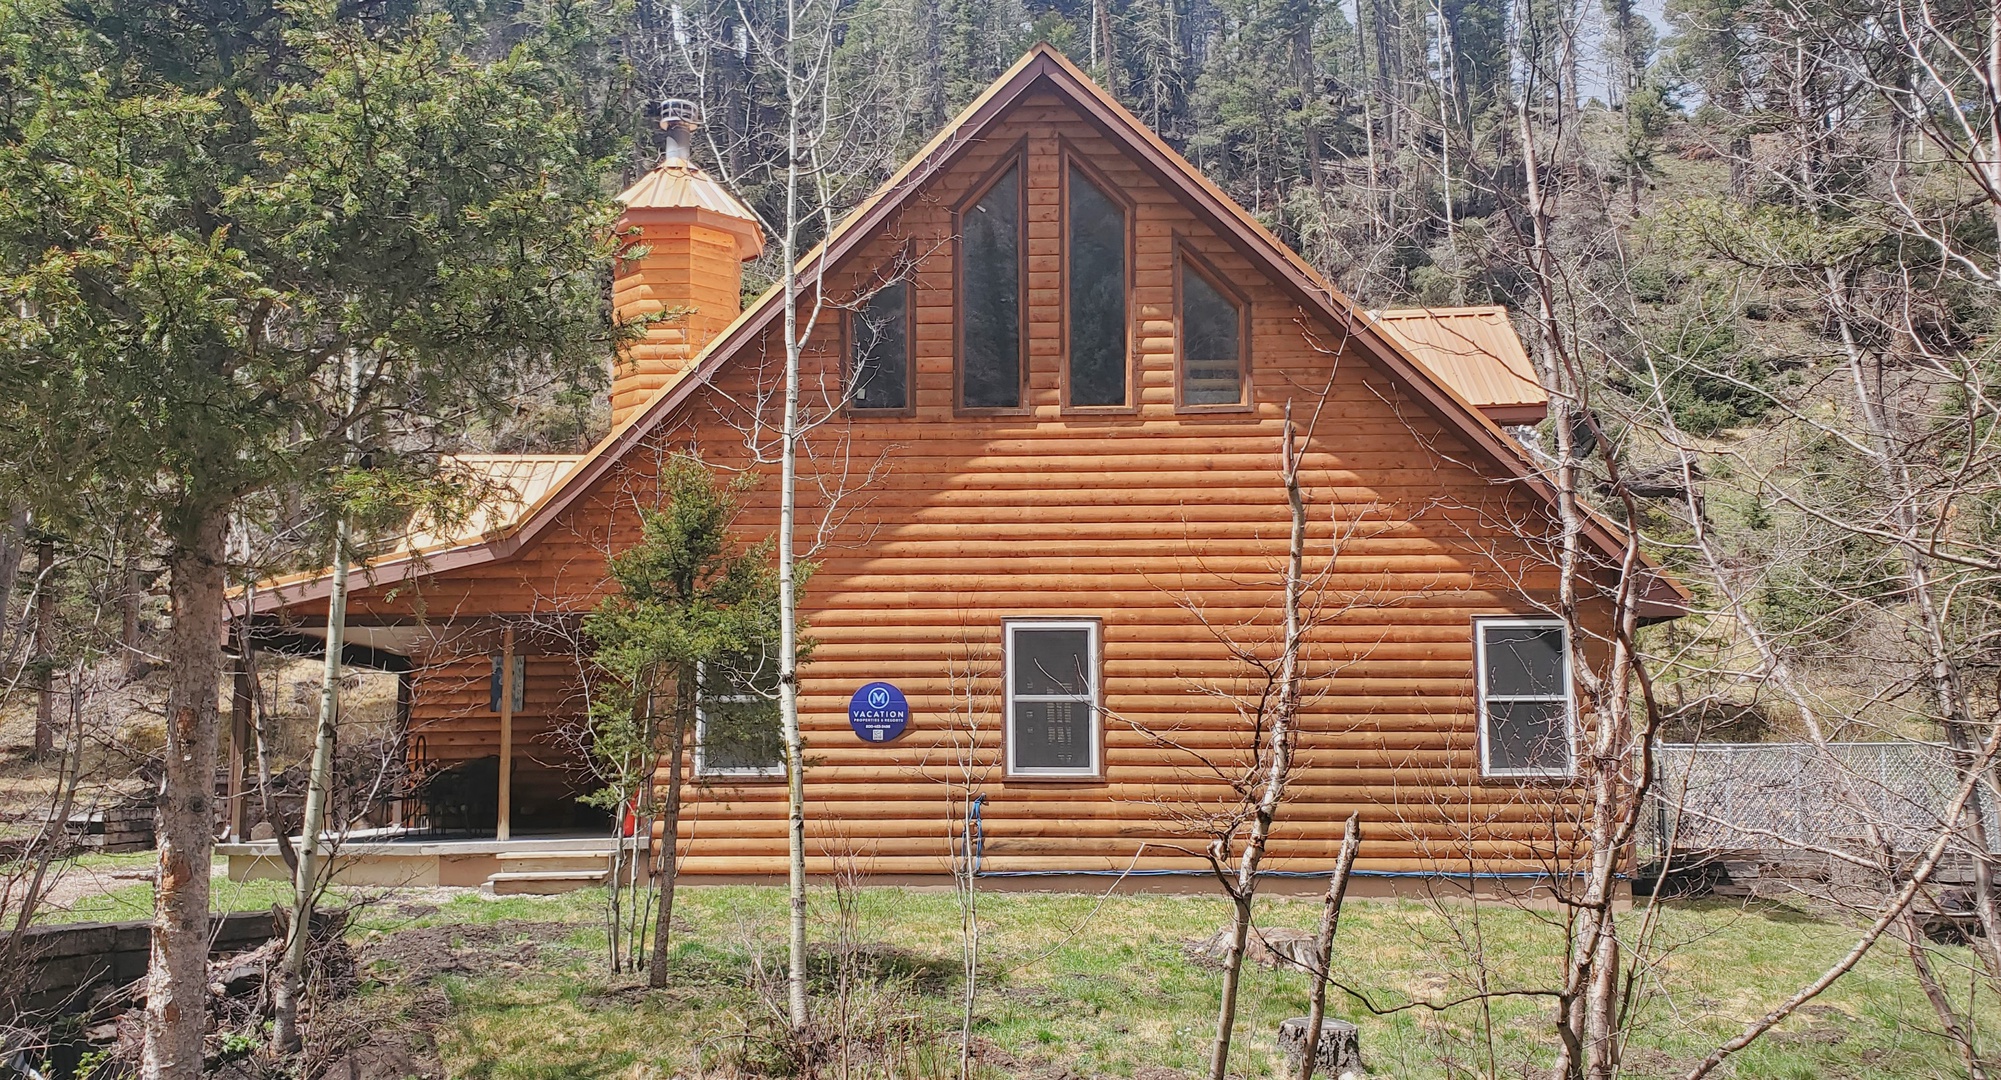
[610,99,765,427]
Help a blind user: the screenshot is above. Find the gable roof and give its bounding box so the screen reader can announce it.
[1376,307,1549,425]
[251,44,1686,620]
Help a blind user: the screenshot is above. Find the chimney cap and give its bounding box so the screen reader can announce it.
[659,98,701,128]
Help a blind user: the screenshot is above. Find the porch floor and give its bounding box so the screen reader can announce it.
[219,829,631,890]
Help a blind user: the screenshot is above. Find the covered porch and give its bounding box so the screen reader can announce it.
[221,616,625,894]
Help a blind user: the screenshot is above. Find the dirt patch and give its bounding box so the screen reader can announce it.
[358,919,571,985]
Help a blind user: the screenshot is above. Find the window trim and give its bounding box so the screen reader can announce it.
[1003,618,1104,780]
[843,267,917,418]
[1172,242,1254,414]
[1473,617,1577,780]
[1059,145,1137,415]
[692,660,786,780]
[953,142,1032,416]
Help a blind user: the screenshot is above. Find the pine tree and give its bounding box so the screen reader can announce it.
[0,3,628,1072]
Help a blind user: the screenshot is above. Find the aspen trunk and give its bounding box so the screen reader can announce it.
[273,351,361,1054]
[1297,814,1362,1080]
[142,507,227,1080]
[272,504,349,1053]
[776,0,812,1031]
[649,668,692,988]
[1207,415,1309,1080]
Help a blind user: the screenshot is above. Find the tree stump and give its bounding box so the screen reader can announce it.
[1277,1017,1364,1077]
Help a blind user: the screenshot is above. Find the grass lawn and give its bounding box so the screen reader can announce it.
[54,871,1997,1078]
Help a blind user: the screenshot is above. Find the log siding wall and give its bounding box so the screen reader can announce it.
[330,92,1606,877]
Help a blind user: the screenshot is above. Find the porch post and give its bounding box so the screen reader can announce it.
[497,623,514,841]
[392,668,412,829]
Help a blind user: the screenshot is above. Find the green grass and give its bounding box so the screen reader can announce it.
[308,884,1995,1079]
[35,856,294,925]
[40,868,1993,1077]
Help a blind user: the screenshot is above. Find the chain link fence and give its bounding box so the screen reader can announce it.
[1643,742,1999,861]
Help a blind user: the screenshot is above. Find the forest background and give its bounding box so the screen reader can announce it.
[2,0,2000,1074]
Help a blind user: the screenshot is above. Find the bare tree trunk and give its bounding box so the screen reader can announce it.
[272,352,361,1055]
[957,795,981,1080]
[1207,412,1310,1080]
[34,535,54,756]
[1296,813,1361,1080]
[1824,266,2001,979]
[0,506,23,656]
[245,635,298,874]
[9,662,87,941]
[1898,912,1989,1078]
[142,505,228,1080]
[649,666,691,988]
[775,0,813,1032]
[272,515,348,1053]
[121,556,145,678]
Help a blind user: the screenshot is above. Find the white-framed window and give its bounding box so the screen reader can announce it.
[1004,620,1101,777]
[694,653,784,778]
[1474,618,1576,779]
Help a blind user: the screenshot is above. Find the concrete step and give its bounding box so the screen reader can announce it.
[481,869,609,897]
[494,851,614,872]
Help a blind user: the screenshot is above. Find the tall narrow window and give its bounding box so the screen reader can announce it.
[1005,620,1100,777]
[1475,619,1574,778]
[960,164,1022,410]
[1067,165,1127,407]
[851,278,908,411]
[1179,259,1245,407]
[695,652,784,777]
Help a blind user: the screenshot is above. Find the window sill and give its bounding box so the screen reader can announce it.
[1175,401,1255,415]
[1002,771,1106,783]
[955,405,1035,418]
[843,403,916,419]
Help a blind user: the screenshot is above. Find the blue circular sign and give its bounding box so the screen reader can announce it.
[848,681,910,743]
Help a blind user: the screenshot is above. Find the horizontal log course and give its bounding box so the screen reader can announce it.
[326,94,1616,879]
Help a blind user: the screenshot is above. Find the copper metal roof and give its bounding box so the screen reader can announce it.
[1374,306,1549,424]
[401,455,583,551]
[615,161,766,259]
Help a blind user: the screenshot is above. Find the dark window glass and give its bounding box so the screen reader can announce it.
[1013,628,1091,695]
[852,279,908,410]
[1014,699,1092,770]
[1181,266,1242,405]
[1485,700,1568,773]
[1479,623,1570,776]
[1482,625,1565,697]
[962,166,1022,409]
[1009,625,1097,775]
[698,653,783,774]
[1067,166,1126,406]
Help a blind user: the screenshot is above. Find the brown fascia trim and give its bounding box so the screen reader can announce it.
[251,46,1688,620]
[1482,403,1550,426]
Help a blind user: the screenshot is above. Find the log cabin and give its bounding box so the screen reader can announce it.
[227,45,1686,894]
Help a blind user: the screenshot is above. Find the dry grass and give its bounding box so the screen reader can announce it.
[263,883,1999,1080]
